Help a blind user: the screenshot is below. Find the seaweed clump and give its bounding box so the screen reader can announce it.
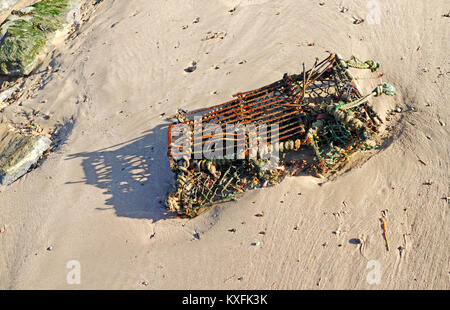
[0,0,79,76]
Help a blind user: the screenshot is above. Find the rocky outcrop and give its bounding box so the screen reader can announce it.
[0,0,80,76]
[0,124,51,185]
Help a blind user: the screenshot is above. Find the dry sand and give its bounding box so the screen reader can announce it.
[0,0,448,289]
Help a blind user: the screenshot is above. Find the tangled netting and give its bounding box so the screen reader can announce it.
[166,53,395,217]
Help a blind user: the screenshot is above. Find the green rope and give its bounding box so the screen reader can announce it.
[337,83,395,110]
[381,82,395,96]
[344,56,380,72]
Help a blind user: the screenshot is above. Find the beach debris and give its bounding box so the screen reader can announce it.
[442,12,450,17]
[353,16,364,24]
[340,7,349,13]
[380,216,389,251]
[0,226,5,234]
[47,246,53,251]
[0,124,51,185]
[397,245,405,258]
[184,61,197,73]
[224,274,236,283]
[349,238,361,244]
[417,158,427,166]
[202,31,226,41]
[0,86,19,109]
[166,53,395,217]
[0,0,81,76]
[193,17,200,24]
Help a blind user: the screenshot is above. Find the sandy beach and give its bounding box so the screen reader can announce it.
[0,0,448,289]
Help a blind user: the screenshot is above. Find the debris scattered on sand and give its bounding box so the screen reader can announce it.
[380,216,390,251]
[184,61,197,73]
[349,238,361,244]
[417,158,427,166]
[224,274,236,282]
[202,31,227,41]
[353,16,364,24]
[0,86,18,109]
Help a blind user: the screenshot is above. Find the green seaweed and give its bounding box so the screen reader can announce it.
[0,0,77,76]
[0,134,36,174]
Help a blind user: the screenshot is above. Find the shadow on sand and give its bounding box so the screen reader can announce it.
[65,124,175,221]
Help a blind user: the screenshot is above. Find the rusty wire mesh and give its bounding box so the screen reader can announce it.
[166,53,390,217]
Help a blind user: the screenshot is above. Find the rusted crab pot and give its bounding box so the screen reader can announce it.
[166,53,395,217]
